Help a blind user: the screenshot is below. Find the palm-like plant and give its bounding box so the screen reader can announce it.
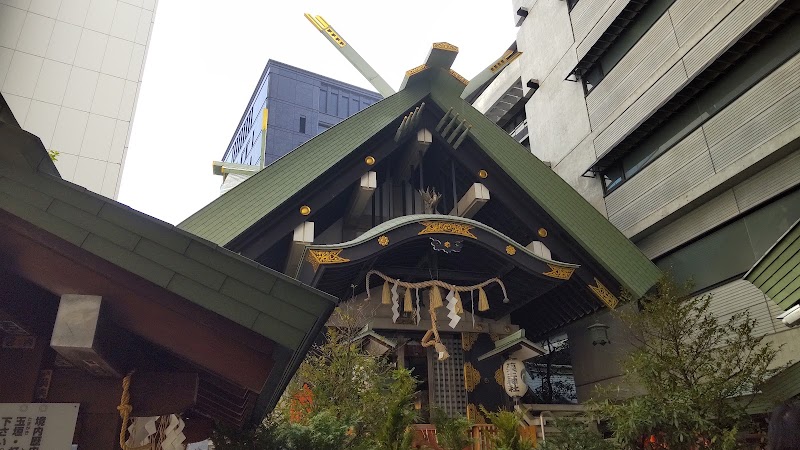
[431,409,473,450]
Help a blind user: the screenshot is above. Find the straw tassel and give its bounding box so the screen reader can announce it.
[454,291,464,314]
[404,287,413,313]
[478,287,489,312]
[382,281,391,305]
[429,285,443,309]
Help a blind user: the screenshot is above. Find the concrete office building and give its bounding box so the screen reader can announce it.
[473,0,800,400]
[0,0,158,199]
[214,60,382,193]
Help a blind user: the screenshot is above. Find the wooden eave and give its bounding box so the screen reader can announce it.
[0,117,337,427]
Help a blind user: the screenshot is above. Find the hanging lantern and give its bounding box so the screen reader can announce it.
[587,322,611,346]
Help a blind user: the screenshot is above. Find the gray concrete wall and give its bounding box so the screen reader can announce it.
[501,0,800,402]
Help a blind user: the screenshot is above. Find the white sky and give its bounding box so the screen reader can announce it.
[119,1,517,225]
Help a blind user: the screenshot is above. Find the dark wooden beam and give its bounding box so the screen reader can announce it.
[0,334,46,402]
[47,371,198,416]
[232,128,416,260]
[0,212,275,393]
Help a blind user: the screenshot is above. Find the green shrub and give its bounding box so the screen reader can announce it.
[431,409,473,450]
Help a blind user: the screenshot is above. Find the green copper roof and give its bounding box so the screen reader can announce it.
[179,85,428,245]
[180,68,660,298]
[0,114,337,423]
[426,71,660,298]
[745,218,800,310]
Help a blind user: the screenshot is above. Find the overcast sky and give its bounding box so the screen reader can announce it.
[118,1,517,225]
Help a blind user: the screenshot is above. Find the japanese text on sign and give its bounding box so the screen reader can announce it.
[0,404,79,450]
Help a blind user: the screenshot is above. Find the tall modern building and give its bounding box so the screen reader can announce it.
[0,0,158,199]
[473,0,800,399]
[214,60,382,193]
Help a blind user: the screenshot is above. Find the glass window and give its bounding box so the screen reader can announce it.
[656,188,800,292]
[598,15,800,192]
[602,164,624,195]
[299,116,306,134]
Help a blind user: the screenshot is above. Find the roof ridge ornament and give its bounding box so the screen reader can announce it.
[304,15,521,100]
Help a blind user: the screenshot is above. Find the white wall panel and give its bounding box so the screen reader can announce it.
[709,87,800,171]
[606,128,707,216]
[704,52,800,146]
[683,0,781,77]
[594,61,688,156]
[636,190,740,259]
[576,0,629,61]
[0,0,158,198]
[706,280,778,337]
[571,0,619,44]
[671,0,734,45]
[733,150,800,212]
[587,15,678,127]
[605,52,800,239]
[609,150,714,231]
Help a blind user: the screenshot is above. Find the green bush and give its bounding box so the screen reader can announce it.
[431,409,473,450]
[480,408,533,450]
[537,419,614,450]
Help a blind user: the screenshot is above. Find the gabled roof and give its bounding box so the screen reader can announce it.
[0,115,336,425]
[745,218,800,310]
[180,84,428,245]
[180,65,659,299]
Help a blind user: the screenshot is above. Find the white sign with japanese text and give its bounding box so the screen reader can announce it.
[0,403,79,450]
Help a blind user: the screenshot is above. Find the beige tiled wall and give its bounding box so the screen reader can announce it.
[0,0,157,199]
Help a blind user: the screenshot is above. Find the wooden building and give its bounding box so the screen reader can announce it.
[0,97,337,448]
[181,44,662,419]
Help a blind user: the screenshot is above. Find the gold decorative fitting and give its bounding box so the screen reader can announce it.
[449,69,468,85]
[489,332,501,342]
[490,50,522,73]
[543,263,575,280]
[467,404,487,424]
[461,332,478,351]
[464,362,481,392]
[405,64,428,77]
[418,221,478,239]
[377,235,389,246]
[433,42,459,52]
[364,155,376,165]
[300,205,311,216]
[306,249,350,271]
[478,169,488,179]
[444,241,451,248]
[537,228,548,238]
[506,245,516,255]
[494,368,505,386]
[589,277,619,309]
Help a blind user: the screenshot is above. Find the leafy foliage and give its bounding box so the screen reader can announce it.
[537,419,614,450]
[48,149,59,162]
[373,369,419,450]
[278,411,352,450]
[431,408,473,450]
[591,276,783,450]
[214,305,420,449]
[210,420,282,450]
[480,408,534,450]
[283,305,420,449]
